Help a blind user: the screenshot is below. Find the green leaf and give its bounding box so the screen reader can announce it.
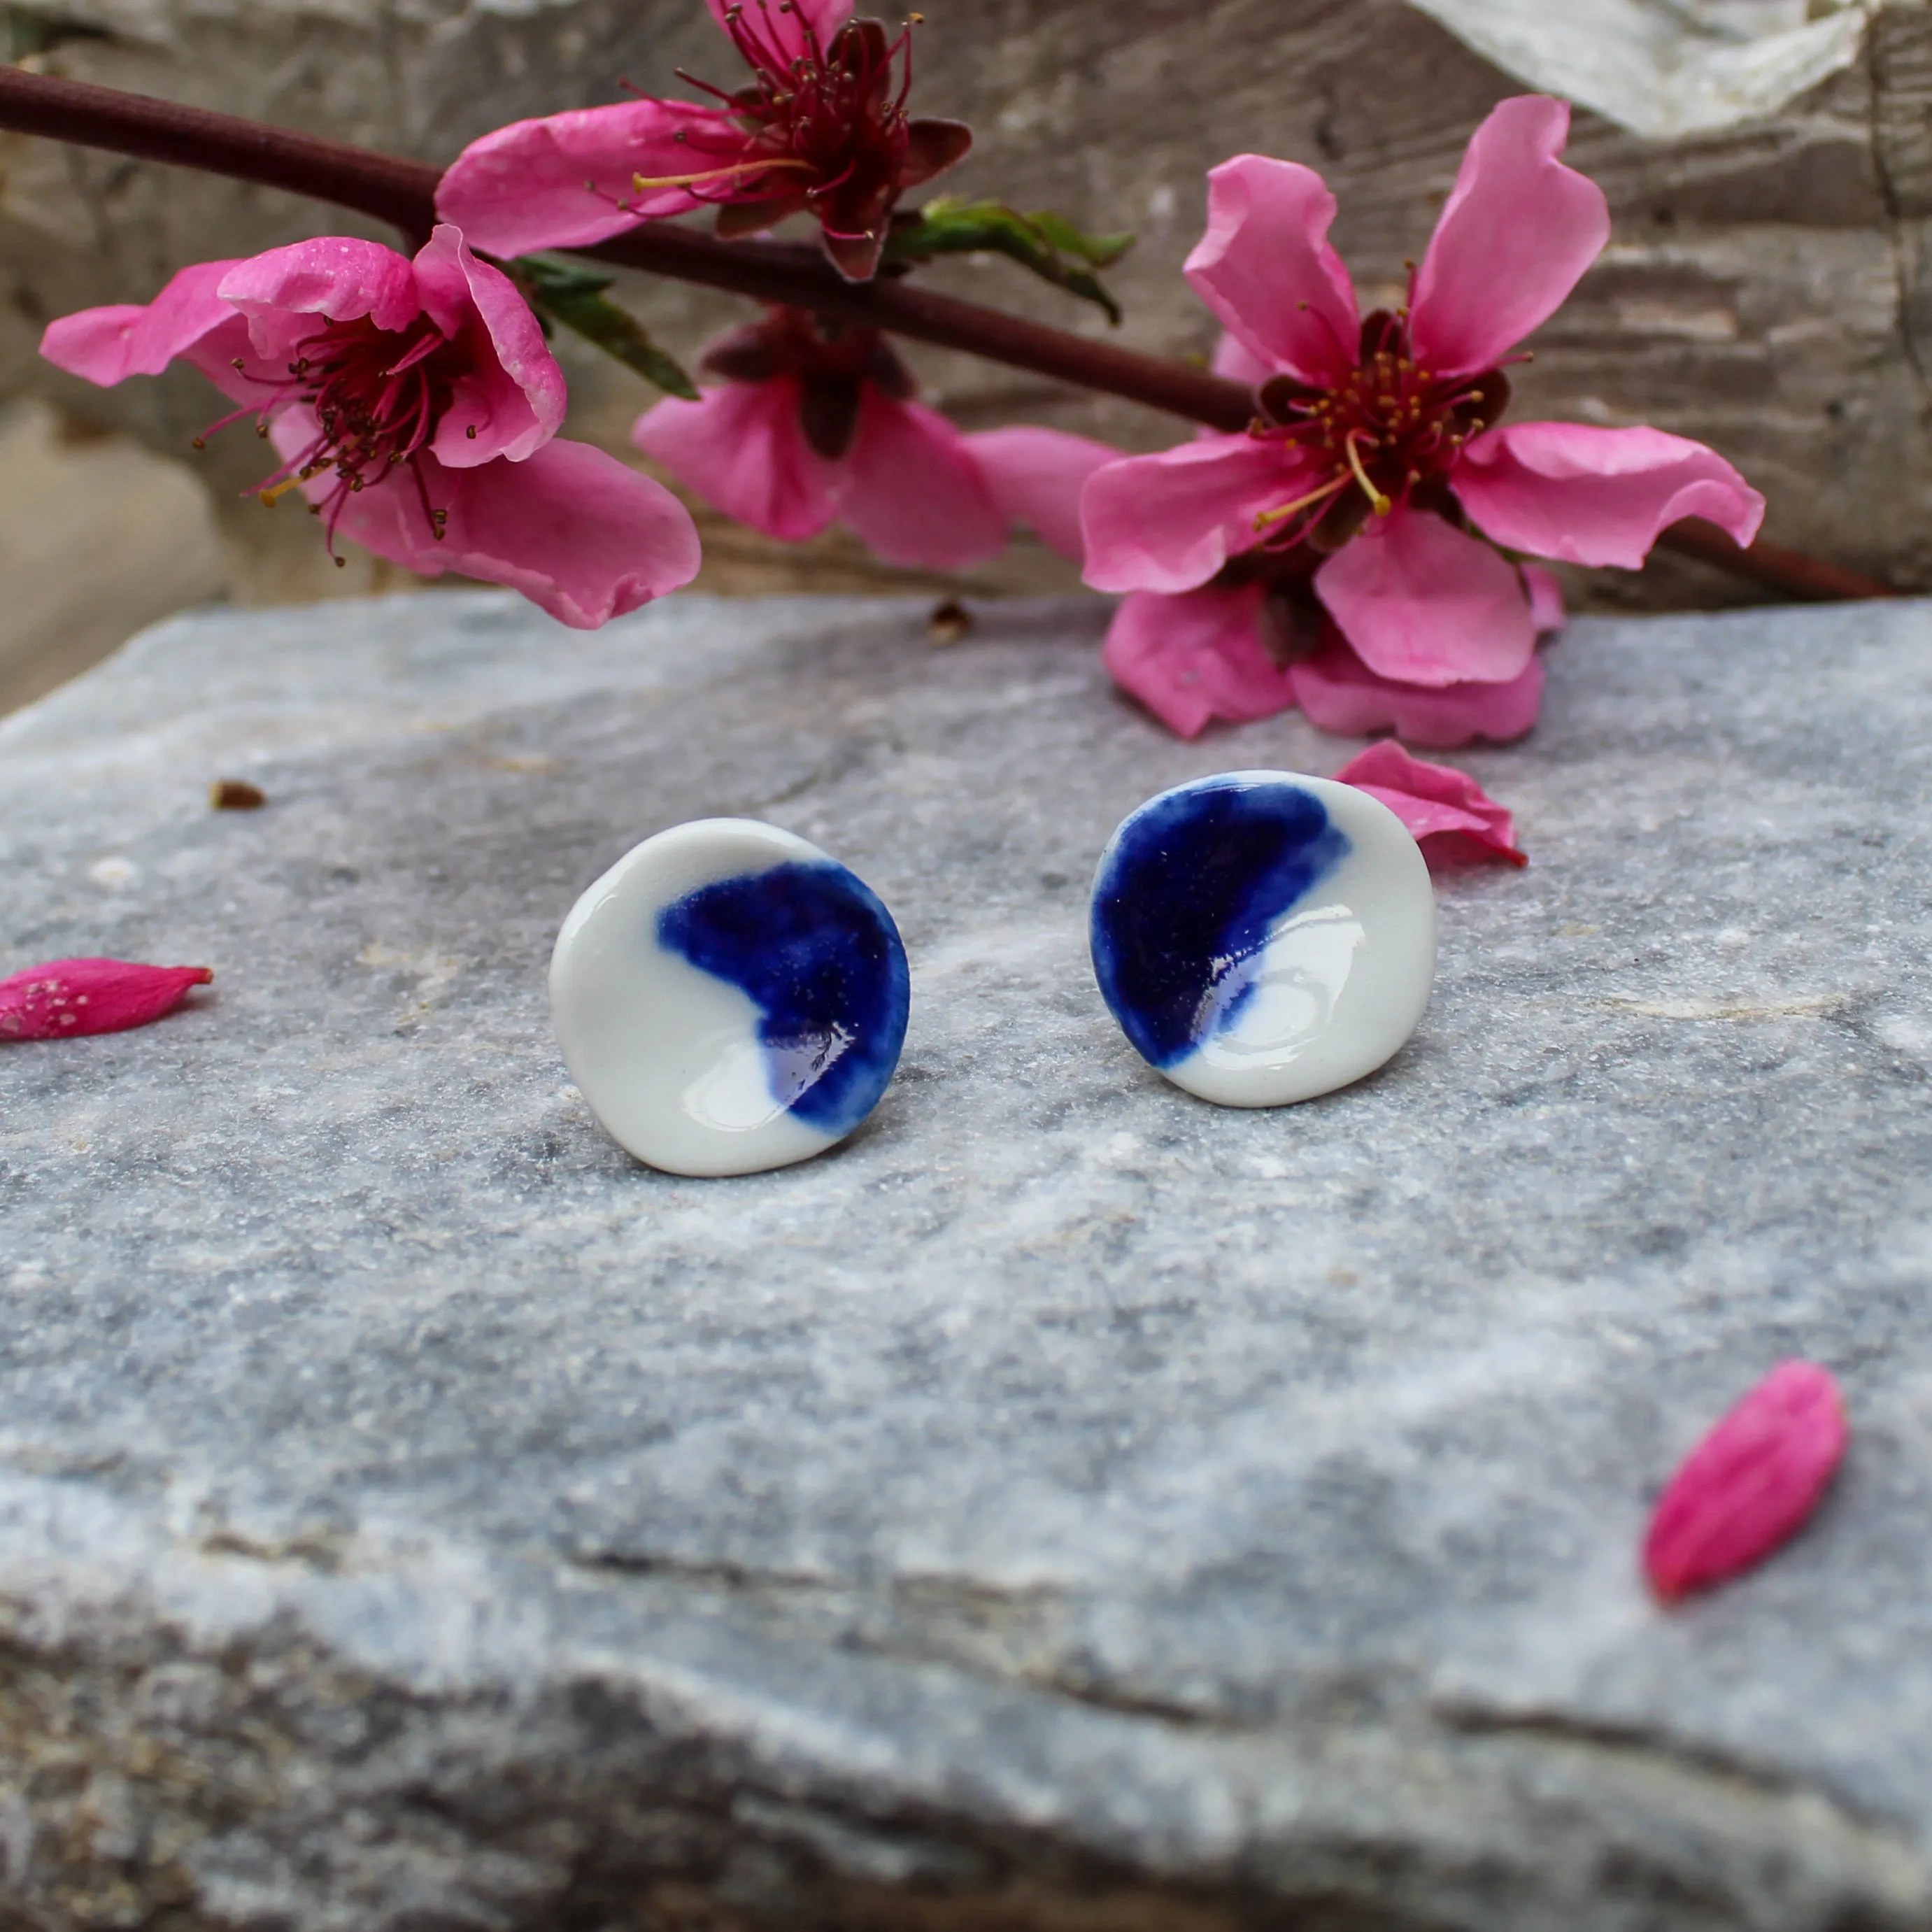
[513,253,700,401]
[1023,209,1136,271]
[882,199,1135,326]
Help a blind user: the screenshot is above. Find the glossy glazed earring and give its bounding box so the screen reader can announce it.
[1089,771,1435,1107]
[551,819,910,1177]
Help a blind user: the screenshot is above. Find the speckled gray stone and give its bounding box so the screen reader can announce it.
[1,590,1930,1932]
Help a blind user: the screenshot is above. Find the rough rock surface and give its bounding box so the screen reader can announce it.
[3,0,1930,604]
[1,590,1931,1931]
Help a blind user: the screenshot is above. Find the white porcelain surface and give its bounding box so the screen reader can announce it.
[551,818,910,1177]
[1089,772,1435,1107]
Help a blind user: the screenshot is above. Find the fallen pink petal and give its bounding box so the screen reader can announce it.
[0,958,215,1040]
[1643,1361,1848,1603]
[1332,741,1526,867]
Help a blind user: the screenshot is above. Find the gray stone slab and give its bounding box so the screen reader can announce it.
[1,589,1930,1932]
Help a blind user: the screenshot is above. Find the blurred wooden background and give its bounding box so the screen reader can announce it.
[0,0,1922,709]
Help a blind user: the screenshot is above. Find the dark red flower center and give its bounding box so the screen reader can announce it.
[731,8,911,192]
[1245,308,1510,555]
[201,312,469,562]
[650,9,911,216]
[629,5,969,278]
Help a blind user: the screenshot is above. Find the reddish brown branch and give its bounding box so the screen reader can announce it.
[0,65,437,239]
[587,222,1253,429]
[0,65,1896,602]
[1650,521,1893,602]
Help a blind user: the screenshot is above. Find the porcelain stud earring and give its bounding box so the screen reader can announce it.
[1089,771,1435,1108]
[551,819,910,1177]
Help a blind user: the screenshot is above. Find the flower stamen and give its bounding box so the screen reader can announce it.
[1253,472,1349,532]
[630,156,814,192]
[1344,430,1391,516]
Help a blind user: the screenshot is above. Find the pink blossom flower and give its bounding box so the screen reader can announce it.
[1,959,213,1039]
[1331,741,1525,867]
[634,306,1115,570]
[40,228,701,629]
[436,0,972,282]
[1082,97,1763,733]
[1644,1361,1847,1601]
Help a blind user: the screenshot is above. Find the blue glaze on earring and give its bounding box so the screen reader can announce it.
[1091,779,1351,1069]
[657,860,910,1137]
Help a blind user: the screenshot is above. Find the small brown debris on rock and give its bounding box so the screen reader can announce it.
[210,779,267,811]
[928,597,973,646]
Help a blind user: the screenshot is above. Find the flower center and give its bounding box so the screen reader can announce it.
[644,4,914,218]
[199,313,467,562]
[1246,308,1511,553]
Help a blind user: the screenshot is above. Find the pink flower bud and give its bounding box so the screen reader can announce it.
[0,958,213,1040]
[1643,1361,1847,1602]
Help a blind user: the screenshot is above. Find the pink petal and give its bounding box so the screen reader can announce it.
[220,237,421,369]
[402,222,479,340]
[1102,585,1297,739]
[1184,155,1358,388]
[965,425,1120,562]
[174,315,278,405]
[40,258,246,387]
[0,958,213,1039]
[411,225,565,467]
[437,441,704,627]
[633,380,837,544]
[434,100,740,257]
[836,392,1007,571]
[1081,434,1308,595]
[1409,96,1610,381]
[706,0,853,63]
[1313,506,1535,687]
[1211,329,1275,388]
[1331,740,1525,866]
[1291,635,1544,747]
[1644,1361,1847,1601]
[1523,562,1565,634]
[1454,420,1766,569]
[298,422,703,628]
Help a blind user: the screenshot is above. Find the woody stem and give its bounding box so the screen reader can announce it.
[0,64,1890,602]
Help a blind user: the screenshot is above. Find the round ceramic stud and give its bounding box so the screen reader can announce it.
[1089,772,1435,1108]
[551,819,910,1177]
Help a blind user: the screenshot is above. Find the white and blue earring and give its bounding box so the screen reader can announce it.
[1089,772,1436,1107]
[550,819,910,1177]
